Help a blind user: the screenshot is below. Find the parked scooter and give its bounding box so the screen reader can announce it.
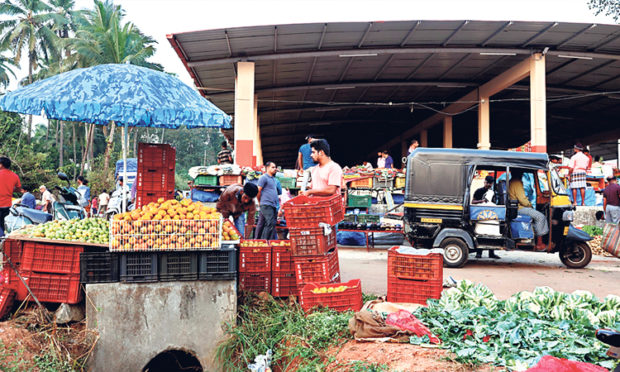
[3,203,53,235]
[596,329,620,372]
[53,172,86,221]
[103,187,134,220]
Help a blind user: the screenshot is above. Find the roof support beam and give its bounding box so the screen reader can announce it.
[557,23,597,49]
[520,22,558,47]
[557,60,615,85]
[370,55,534,156]
[481,21,513,46]
[207,80,477,97]
[358,22,373,48]
[442,20,468,46]
[187,47,531,68]
[400,21,421,47]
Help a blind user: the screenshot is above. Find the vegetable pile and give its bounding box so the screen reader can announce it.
[414,280,620,371]
[25,218,109,244]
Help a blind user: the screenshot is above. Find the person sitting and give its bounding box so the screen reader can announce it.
[20,188,36,209]
[508,169,549,251]
[472,176,495,205]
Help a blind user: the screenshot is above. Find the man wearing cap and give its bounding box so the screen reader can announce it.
[216,182,258,238]
[603,176,620,224]
[569,144,589,206]
[297,134,318,191]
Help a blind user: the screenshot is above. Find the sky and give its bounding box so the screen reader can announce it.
[7,0,619,91]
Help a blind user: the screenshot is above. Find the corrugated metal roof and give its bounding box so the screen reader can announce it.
[168,20,620,167]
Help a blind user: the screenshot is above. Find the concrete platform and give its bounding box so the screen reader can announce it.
[86,280,236,371]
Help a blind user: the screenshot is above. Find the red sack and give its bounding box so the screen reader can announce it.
[385,310,441,344]
[526,355,608,372]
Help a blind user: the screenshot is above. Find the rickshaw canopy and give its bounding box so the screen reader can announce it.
[405,148,550,205]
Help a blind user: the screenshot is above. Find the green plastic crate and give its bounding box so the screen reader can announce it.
[347,194,372,208]
[357,214,381,223]
[277,176,297,189]
[194,174,218,186]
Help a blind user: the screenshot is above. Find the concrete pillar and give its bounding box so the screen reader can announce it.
[253,95,263,166]
[443,116,453,148]
[234,62,256,167]
[477,96,490,150]
[530,53,547,153]
[420,130,428,147]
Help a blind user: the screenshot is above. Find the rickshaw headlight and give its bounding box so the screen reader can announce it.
[562,211,574,222]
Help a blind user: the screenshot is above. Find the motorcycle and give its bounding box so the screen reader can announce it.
[53,172,87,221]
[596,329,620,372]
[103,187,134,220]
[3,203,53,235]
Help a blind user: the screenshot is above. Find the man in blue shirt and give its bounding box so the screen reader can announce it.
[383,150,394,169]
[20,188,36,209]
[297,134,318,191]
[257,162,279,239]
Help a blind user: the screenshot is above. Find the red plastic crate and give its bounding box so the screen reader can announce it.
[1,238,22,266]
[283,194,344,228]
[387,247,443,281]
[271,241,293,272]
[271,271,297,297]
[387,276,443,305]
[239,272,271,293]
[0,286,15,319]
[294,248,340,289]
[239,241,271,272]
[300,279,363,312]
[289,226,337,256]
[21,242,82,275]
[1,268,19,290]
[219,175,243,186]
[349,177,373,189]
[15,272,82,304]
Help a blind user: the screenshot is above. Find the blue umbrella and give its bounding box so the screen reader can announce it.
[0,63,232,212]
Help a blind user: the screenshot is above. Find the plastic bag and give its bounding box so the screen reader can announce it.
[385,310,440,344]
[247,349,272,372]
[525,355,608,372]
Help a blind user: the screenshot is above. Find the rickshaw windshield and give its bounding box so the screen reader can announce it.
[550,169,568,195]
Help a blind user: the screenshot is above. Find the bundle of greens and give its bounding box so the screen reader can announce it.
[413,280,619,371]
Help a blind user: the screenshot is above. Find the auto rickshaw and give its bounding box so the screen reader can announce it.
[403,148,592,268]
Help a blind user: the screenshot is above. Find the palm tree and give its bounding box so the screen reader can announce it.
[0,0,59,143]
[70,0,162,175]
[0,54,16,90]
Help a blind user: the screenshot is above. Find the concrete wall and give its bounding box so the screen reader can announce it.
[86,280,236,372]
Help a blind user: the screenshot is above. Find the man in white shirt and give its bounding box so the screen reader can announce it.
[39,185,56,214]
[99,190,110,215]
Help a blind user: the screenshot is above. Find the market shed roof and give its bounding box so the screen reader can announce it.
[168,20,620,167]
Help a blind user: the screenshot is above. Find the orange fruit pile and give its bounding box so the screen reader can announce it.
[110,198,223,250]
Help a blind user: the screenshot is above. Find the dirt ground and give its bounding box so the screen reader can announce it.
[326,341,499,372]
[339,248,620,300]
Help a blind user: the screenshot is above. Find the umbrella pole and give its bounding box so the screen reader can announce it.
[122,122,128,213]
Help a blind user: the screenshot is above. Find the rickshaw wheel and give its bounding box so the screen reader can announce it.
[441,238,469,268]
[559,241,592,269]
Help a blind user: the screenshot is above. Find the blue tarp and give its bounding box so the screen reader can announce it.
[115,158,138,179]
[337,231,366,246]
[569,187,597,206]
[191,188,220,203]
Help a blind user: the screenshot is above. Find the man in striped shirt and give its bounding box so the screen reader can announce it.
[217,141,233,165]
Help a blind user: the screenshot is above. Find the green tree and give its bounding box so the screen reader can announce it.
[0,0,59,142]
[0,54,16,90]
[69,0,162,176]
[588,0,620,22]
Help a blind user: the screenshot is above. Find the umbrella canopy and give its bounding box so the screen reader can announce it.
[0,63,231,129]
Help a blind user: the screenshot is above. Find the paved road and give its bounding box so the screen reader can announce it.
[338,247,620,300]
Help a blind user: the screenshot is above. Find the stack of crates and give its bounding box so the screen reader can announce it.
[386,246,443,304]
[1,239,84,305]
[283,194,344,294]
[237,239,296,297]
[136,143,176,208]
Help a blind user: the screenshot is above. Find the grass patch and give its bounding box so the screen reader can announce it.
[215,293,353,371]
